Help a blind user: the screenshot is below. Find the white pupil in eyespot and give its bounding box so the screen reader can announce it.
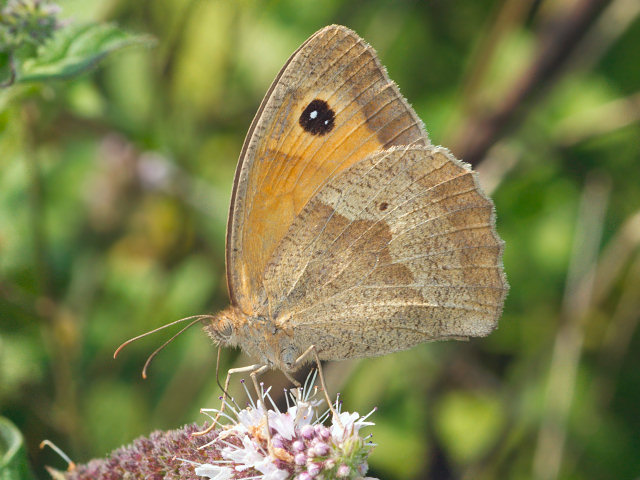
[310,110,318,119]
[324,120,329,125]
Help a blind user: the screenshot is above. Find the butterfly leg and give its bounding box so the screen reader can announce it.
[289,345,343,428]
[193,362,263,436]
[248,364,274,452]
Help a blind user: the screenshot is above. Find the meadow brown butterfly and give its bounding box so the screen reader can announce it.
[117,24,507,426]
[207,23,507,373]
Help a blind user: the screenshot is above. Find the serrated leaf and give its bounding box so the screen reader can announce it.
[0,417,36,480]
[17,23,154,83]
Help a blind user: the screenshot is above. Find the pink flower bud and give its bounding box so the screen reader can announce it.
[307,462,321,476]
[315,424,330,440]
[272,434,284,449]
[312,442,330,457]
[300,424,315,439]
[337,464,351,477]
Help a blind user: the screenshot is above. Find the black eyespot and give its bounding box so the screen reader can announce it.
[299,99,335,135]
[379,202,389,211]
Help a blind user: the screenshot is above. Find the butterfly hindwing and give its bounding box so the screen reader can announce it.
[263,145,508,360]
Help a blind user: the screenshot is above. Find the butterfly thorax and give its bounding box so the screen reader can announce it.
[204,305,301,372]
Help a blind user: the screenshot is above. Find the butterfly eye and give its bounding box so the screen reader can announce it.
[299,99,335,136]
[219,321,233,340]
[211,316,233,344]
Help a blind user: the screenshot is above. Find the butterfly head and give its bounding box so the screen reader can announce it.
[204,306,240,347]
[203,306,305,372]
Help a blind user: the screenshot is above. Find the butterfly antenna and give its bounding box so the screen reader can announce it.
[140,317,205,379]
[114,314,213,378]
[113,314,212,359]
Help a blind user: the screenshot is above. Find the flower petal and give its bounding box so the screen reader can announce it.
[194,464,233,480]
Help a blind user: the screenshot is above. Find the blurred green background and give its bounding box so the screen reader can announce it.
[1,0,640,479]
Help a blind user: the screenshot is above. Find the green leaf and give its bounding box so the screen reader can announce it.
[17,23,154,83]
[0,417,36,480]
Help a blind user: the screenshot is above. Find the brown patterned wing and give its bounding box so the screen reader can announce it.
[263,146,508,360]
[227,25,429,313]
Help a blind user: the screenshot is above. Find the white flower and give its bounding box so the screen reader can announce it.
[188,372,376,480]
[194,464,233,480]
[268,409,296,440]
[234,402,267,435]
[223,435,266,471]
[255,460,289,480]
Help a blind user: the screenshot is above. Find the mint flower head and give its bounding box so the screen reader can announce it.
[192,374,377,480]
[58,373,377,480]
[0,0,62,52]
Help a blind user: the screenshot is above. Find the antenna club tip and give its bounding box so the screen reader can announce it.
[113,343,129,359]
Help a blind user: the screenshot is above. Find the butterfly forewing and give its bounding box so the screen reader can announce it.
[263,146,507,361]
[227,25,429,313]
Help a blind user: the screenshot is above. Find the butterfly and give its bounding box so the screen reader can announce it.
[207,22,507,375]
[117,24,507,430]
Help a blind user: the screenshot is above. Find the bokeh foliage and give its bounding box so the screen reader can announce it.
[1,1,639,479]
